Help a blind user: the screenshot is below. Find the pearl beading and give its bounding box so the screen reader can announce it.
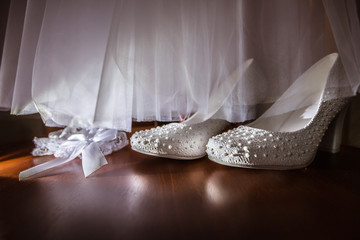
[131,119,230,159]
[206,97,348,169]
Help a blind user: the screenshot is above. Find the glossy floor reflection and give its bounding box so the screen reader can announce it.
[0,139,360,239]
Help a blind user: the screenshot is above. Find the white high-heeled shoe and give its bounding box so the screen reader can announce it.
[206,53,350,169]
[131,59,266,160]
[131,119,230,159]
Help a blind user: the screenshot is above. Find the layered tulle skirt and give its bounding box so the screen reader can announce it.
[0,0,359,132]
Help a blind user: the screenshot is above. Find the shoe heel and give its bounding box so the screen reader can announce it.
[319,103,349,153]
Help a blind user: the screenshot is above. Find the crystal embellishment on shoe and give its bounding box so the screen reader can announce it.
[131,119,230,159]
[206,53,351,169]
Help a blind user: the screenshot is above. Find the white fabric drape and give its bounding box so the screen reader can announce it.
[0,0,359,132]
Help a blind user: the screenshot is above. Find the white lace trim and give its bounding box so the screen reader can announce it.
[19,127,128,180]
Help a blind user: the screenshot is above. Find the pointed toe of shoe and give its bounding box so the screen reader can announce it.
[130,130,159,155]
[130,124,207,160]
[206,129,254,167]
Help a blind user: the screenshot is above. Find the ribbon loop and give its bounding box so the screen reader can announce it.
[93,128,118,142]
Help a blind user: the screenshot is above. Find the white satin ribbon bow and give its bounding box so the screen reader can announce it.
[19,128,127,181]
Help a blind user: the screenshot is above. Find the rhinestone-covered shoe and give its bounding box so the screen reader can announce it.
[206,53,351,169]
[131,119,230,159]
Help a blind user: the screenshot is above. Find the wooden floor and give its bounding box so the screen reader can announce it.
[0,127,360,239]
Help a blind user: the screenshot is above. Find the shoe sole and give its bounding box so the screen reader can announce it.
[207,154,315,170]
[131,146,206,160]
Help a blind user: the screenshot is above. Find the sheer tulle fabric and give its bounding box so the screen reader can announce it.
[0,0,359,132]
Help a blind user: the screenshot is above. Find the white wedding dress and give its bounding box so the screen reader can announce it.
[0,0,359,132]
